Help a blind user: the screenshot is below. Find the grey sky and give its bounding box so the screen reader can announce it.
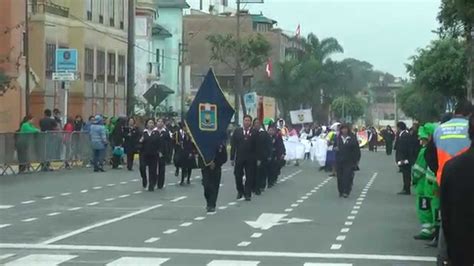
[245,0,441,77]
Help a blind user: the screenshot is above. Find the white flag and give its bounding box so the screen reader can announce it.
[290,109,313,124]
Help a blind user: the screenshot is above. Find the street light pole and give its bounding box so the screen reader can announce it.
[126,0,135,116]
[234,0,243,125]
[24,0,30,115]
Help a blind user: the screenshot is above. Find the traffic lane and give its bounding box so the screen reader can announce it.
[48,167,302,249]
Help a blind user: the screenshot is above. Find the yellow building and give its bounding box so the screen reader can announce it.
[29,0,129,120]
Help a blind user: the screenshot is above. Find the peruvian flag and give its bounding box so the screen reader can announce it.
[265,58,272,79]
[295,24,301,39]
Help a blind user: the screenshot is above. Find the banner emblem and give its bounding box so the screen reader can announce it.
[199,103,217,131]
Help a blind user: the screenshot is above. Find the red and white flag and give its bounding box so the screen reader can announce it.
[265,58,272,79]
[295,24,301,39]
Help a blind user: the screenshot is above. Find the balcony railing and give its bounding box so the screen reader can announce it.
[30,1,69,18]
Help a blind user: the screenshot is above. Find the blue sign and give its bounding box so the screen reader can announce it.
[56,49,78,72]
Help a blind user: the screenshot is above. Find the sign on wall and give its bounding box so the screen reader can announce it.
[55,49,78,72]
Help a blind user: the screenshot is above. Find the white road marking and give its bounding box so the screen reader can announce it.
[0,254,15,260]
[4,254,77,266]
[237,241,251,247]
[301,196,309,199]
[106,257,169,266]
[87,202,99,206]
[0,224,11,229]
[163,229,178,234]
[21,200,35,204]
[41,204,163,244]
[195,176,201,179]
[250,233,262,238]
[68,207,82,211]
[168,183,176,186]
[228,202,237,206]
[21,218,37,222]
[194,217,206,221]
[0,205,14,209]
[0,243,437,262]
[180,222,192,227]
[218,206,227,210]
[353,206,360,209]
[356,202,362,205]
[118,194,130,198]
[347,216,355,220]
[357,198,364,201]
[170,196,187,202]
[351,211,358,215]
[131,179,139,182]
[47,212,61,216]
[42,196,54,200]
[304,263,352,266]
[336,235,347,241]
[120,181,127,184]
[344,222,353,226]
[330,244,342,250]
[93,186,102,190]
[297,200,304,203]
[340,228,350,233]
[80,190,88,193]
[284,208,293,212]
[208,260,259,266]
[291,204,298,207]
[306,193,312,196]
[107,184,115,187]
[144,237,160,243]
[60,193,71,196]
[311,190,316,193]
[133,191,142,194]
[105,198,116,201]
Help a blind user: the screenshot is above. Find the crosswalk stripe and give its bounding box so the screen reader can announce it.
[0,254,15,260]
[0,205,14,209]
[304,263,352,266]
[106,257,169,265]
[208,260,260,266]
[4,254,77,265]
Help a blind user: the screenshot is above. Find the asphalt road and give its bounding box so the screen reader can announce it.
[0,151,437,265]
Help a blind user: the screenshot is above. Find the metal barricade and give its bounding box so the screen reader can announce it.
[0,131,97,175]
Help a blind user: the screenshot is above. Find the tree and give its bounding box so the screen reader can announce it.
[330,96,365,121]
[207,33,271,122]
[406,38,467,101]
[398,84,445,123]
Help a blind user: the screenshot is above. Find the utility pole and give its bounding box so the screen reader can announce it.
[179,43,187,120]
[234,0,244,125]
[24,0,30,115]
[467,24,474,104]
[126,0,135,116]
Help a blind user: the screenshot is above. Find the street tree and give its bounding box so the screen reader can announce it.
[398,84,445,123]
[207,33,271,123]
[330,95,365,121]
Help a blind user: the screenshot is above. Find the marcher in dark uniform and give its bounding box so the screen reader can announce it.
[253,118,272,194]
[395,121,415,195]
[179,124,198,185]
[139,119,159,191]
[155,118,170,189]
[267,123,286,188]
[124,117,140,171]
[173,123,185,177]
[334,124,361,198]
[111,117,126,169]
[201,141,228,213]
[230,115,258,201]
[381,125,395,155]
[440,115,474,266]
[368,127,378,152]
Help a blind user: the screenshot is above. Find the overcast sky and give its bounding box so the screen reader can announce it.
[187,0,441,77]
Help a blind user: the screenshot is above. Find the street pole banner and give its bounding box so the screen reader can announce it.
[244,92,258,120]
[185,68,235,166]
[290,108,313,124]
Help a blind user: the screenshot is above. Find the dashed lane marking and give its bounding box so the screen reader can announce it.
[163,229,177,234]
[237,241,252,247]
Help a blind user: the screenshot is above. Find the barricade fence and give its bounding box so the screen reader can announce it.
[0,132,112,175]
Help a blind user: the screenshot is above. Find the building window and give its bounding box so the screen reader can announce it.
[107,52,116,81]
[222,0,228,7]
[86,0,93,20]
[85,48,94,81]
[118,55,125,83]
[155,49,160,65]
[118,0,125,30]
[97,50,105,81]
[161,49,165,71]
[98,0,104,24]
[45,43,56,79]
[108,0,115,27]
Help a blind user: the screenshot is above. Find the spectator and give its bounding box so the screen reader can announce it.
[16,115,40,173]
[82,115,95,168]
[39,109,57,171]
[381,125,395,155]
[395,121,415,195]
[83,115,95,133]
[89,115,108,172]
[63,117,74,169]
[440,115,474,265]
[39,109,57,132]
[53,108,62,128]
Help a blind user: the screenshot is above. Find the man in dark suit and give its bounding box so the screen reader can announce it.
[253,118,272,195]
[201,141,228,213]
[231,115,258,201]
[395,121,415,195]
[440,115,474,266]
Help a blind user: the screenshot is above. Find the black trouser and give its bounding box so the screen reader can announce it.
[181,167,192,183]
[336,162,355,195]
[385,142,393,155]
[267,159,279,186]
[256,159,269,190]
[202,166,222,208]
[157,159,166,189]
[112,154,121,169]
[234,159,256,198]
[126,152,135,170]
[400,164,411,193]
[140,154,158,189]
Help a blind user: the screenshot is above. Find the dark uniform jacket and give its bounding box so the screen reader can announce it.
[270,134,285,161]
[198,142,228,169]
[335,133,361,165]
[156,128,171,160]
[123,126,140,154]
[255,129,272,161]
[395,130,414,165]
[140,129,159,156]
[230,128,258,162]
[440,147,474,266]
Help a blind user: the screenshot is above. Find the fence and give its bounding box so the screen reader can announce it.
[0,131,108,175]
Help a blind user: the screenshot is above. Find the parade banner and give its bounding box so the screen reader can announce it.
[244,92,258,120]
[262,96,276,121]
[284,136,305,161]
[185,69,235,166]
[290,109,313,124]
[357,130,368,148]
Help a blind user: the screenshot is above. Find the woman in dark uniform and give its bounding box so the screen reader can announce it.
[179,125,198,185]
[139,119,159,191]
[124,117,140,171]
[155,118,170,189]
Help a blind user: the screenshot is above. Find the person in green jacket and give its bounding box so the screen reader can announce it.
[16,115,40,173]
[412,123,437,240]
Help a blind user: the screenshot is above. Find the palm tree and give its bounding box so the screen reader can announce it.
[301,34,344,63]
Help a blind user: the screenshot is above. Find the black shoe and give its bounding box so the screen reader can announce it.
[426,237,438,247]
[175,169,179,177]
[206,207,216,213]
[142,179,147,188]
[339,193,343,198]
[342,194,349,198]
[237,193,243,200]
[329,173,336,177]
[245,197,251,201]
[268,183,274,188]
[397,191,410,195]
[180,181,185,186]
[414,234,432,240]
[94,169,99,172]
[148,187,154,192]
[99,168,105,172]
[255,189,261,196]
[187,179,191,185]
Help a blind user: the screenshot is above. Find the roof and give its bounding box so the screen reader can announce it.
[156,0,190,9]
[152,24,172,38]
[250,14,277,25]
